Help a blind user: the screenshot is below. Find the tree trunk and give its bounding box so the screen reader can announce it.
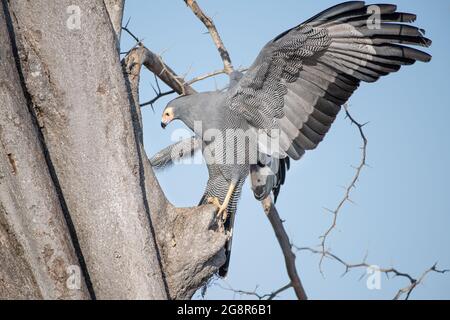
[0,0,227,300]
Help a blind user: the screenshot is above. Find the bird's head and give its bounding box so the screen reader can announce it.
[160,95,187,129]
[160,106,175,129]
[161,92,222,130]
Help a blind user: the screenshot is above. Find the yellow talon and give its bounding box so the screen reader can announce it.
[206,196,221,208]
[206,197,228,221]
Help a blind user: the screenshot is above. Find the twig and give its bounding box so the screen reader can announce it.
[296,246,449,300]
[393,263,449,300]
[318,104,368,269]
[266,283,293,300]
[138,75,176,109]
[262,196,307,300]
[184,0,234,74]
[186,69,228,85]
[122,25,141,43]
[217,282,292,300]
[186,67,248,86]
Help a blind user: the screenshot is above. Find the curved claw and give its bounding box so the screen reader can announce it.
[206,197,228,221]
[206,196,221,209]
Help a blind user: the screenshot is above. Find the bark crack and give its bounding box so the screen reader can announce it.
[1,0,96,300]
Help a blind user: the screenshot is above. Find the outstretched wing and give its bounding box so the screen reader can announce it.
[227,1,431,160]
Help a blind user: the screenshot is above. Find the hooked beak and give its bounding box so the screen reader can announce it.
[161,108,174,129]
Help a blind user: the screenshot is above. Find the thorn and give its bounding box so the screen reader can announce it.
[124,16,131,28]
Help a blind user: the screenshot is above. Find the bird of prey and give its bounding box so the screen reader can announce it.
[154,1,431,276]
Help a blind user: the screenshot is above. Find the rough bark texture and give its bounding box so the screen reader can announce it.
[104,0,124,47]
[1,0,229,300]
[4,0,167,299]
[0,5,89,299]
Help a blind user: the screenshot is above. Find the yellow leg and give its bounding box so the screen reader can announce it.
[218,182,235,219]
[206,182,236,221]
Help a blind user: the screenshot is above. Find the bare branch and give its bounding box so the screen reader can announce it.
[187,69,228,85]
[318,104,368,269]
[296,247,449,300]
[262,196,308,300]
[123,43,196,96]
[121,25,196,109]
[184,0,234,74]
[217,282,292,300]
[186,67,248,86]
[393,263,449,300]
[122,24,141,44]
[139,75,176,108]
[141,90,176,108]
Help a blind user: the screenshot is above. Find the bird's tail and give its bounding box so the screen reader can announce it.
[199,178,242,277]
[218,205,237,277]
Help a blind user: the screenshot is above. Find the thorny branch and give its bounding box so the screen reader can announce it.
[295,247,449,300]
[121,23,195,96]
[217,282,292,300]
[318,104,368,270]
[121,23,231,106]
[186,67,248,86]
[262,197,308,300]
[184,0,234,74]
[187,69,228,86]
[140,75,176,108]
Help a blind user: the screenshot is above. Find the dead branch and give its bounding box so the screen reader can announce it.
[140,75,176,108]
[186,67,248,86]
[184,0,234,74]
[217,282,292,300]
[262,196,307,300]
[126,44,196,96]
[296,247,449,300]
[318,104,368,268]
[122,22,141,44]
[393,264,449,300]
[186,69,228,85]
[121,23,235,104]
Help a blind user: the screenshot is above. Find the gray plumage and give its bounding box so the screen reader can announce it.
[153,1,432,276]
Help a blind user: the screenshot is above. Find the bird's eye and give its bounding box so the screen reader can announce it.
[165,112,170,117]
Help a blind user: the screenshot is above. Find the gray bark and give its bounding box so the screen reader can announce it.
[0,0,228,300]
[0,5,89,299]
[104,0,124,48]
[5,0,167,299]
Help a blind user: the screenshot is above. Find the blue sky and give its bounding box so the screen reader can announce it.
[121,0,450,299]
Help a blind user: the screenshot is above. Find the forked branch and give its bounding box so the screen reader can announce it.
[296,246,449,300]
[318,104,368,269]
